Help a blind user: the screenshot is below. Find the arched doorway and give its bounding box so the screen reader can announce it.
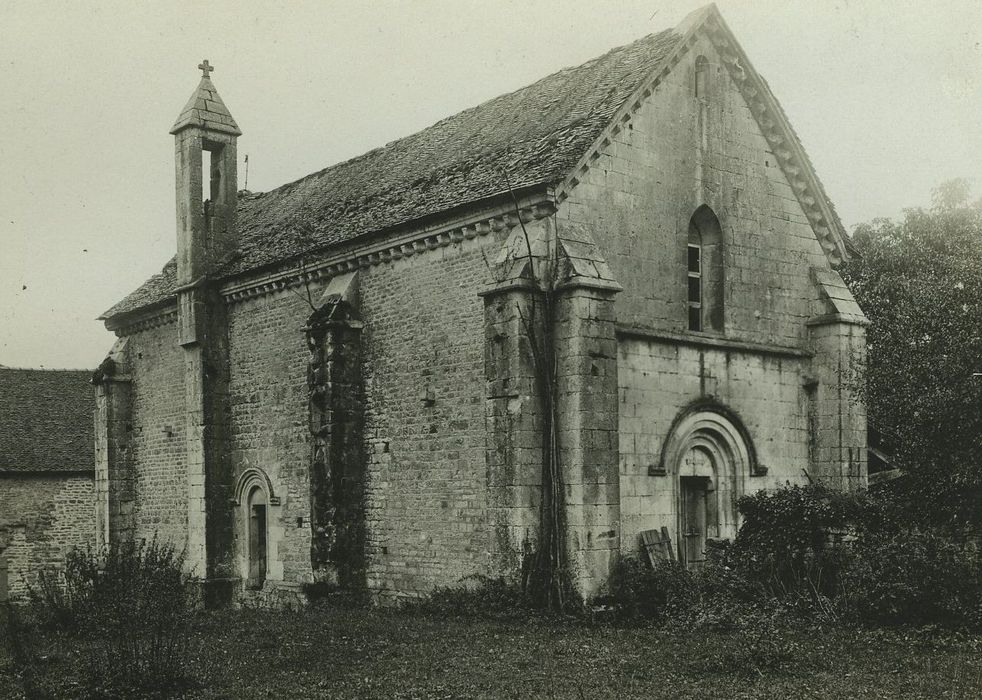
[233,468,280,590]
[660,404,757,567]
[246,486,267,589]
[678,446,718,567]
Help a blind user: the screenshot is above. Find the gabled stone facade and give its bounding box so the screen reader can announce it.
[96,6,866,603]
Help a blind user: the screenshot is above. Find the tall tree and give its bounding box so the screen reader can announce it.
[840,180,982,529]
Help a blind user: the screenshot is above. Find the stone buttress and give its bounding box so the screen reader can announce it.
[304,273,367,589]
[92,339,134,545]
[807,268,868,491]
[482,211,622,599]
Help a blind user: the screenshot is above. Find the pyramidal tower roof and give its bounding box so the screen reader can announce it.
[169,60,242,136]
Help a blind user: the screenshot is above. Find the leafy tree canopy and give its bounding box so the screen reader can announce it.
[840,179,982,529]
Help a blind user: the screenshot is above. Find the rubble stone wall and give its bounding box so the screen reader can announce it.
[0,476,94,599]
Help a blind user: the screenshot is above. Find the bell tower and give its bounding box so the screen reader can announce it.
[170,59,241,285]
[170,60,240,605]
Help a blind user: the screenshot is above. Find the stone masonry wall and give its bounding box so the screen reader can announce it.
[0,476,94,599]
[125,322,188,549]
[224,231,503,597]
[556,33,856,558]
[555,33,833,344]
[227,290,311,585]
[618,340,809,551]
[359,239,493,597]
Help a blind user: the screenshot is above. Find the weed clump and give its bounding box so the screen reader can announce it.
[404,575,538,620]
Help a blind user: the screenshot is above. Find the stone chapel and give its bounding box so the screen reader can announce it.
[94,5,867,604]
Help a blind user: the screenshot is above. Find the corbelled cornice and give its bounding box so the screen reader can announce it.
[220,199,557,305]
[701,11,848,264]
[110,197,557,335]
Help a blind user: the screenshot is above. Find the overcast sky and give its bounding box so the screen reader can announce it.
[1,0,980,369]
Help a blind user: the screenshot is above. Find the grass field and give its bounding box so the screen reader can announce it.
[3,605,982,698]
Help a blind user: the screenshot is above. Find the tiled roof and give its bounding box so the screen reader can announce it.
[0,369,95,473]
[102,28,683,321]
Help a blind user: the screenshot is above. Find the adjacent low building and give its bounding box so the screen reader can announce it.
[0,368,95,600]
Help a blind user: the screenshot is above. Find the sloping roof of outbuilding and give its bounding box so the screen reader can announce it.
[0,368,94,474]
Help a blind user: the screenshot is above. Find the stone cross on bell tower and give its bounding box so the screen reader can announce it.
[169,60,241,606]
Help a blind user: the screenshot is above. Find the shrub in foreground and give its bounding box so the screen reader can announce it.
[604,546,763,629]
[838,528,982,628]
[28,538,197,695]
[727,484,858,608]
[605,556,695,623]
[605,484,982,631]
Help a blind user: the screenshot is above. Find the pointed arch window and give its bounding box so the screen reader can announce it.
[687,205,724,333]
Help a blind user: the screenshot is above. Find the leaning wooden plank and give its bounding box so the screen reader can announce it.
[660,526,676,561]
[640,529,674,566]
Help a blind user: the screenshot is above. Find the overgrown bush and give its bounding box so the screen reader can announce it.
[727,483,982,629]
[605,557,695,623]
[27,567,80,630]
[27,538,197,695]
[604,485,982,631]
[838,528,982,628]
[726,484,859,610]
[604,547,764,630]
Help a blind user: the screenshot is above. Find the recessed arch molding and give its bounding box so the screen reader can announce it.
[652,399,764,477]
[232,467,280,506]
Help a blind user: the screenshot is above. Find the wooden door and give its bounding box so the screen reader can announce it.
[680,476,710,568]
[248,487,268,588]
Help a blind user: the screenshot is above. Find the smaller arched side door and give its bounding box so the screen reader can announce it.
[233,468,279,591]
[246,486,268,589]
